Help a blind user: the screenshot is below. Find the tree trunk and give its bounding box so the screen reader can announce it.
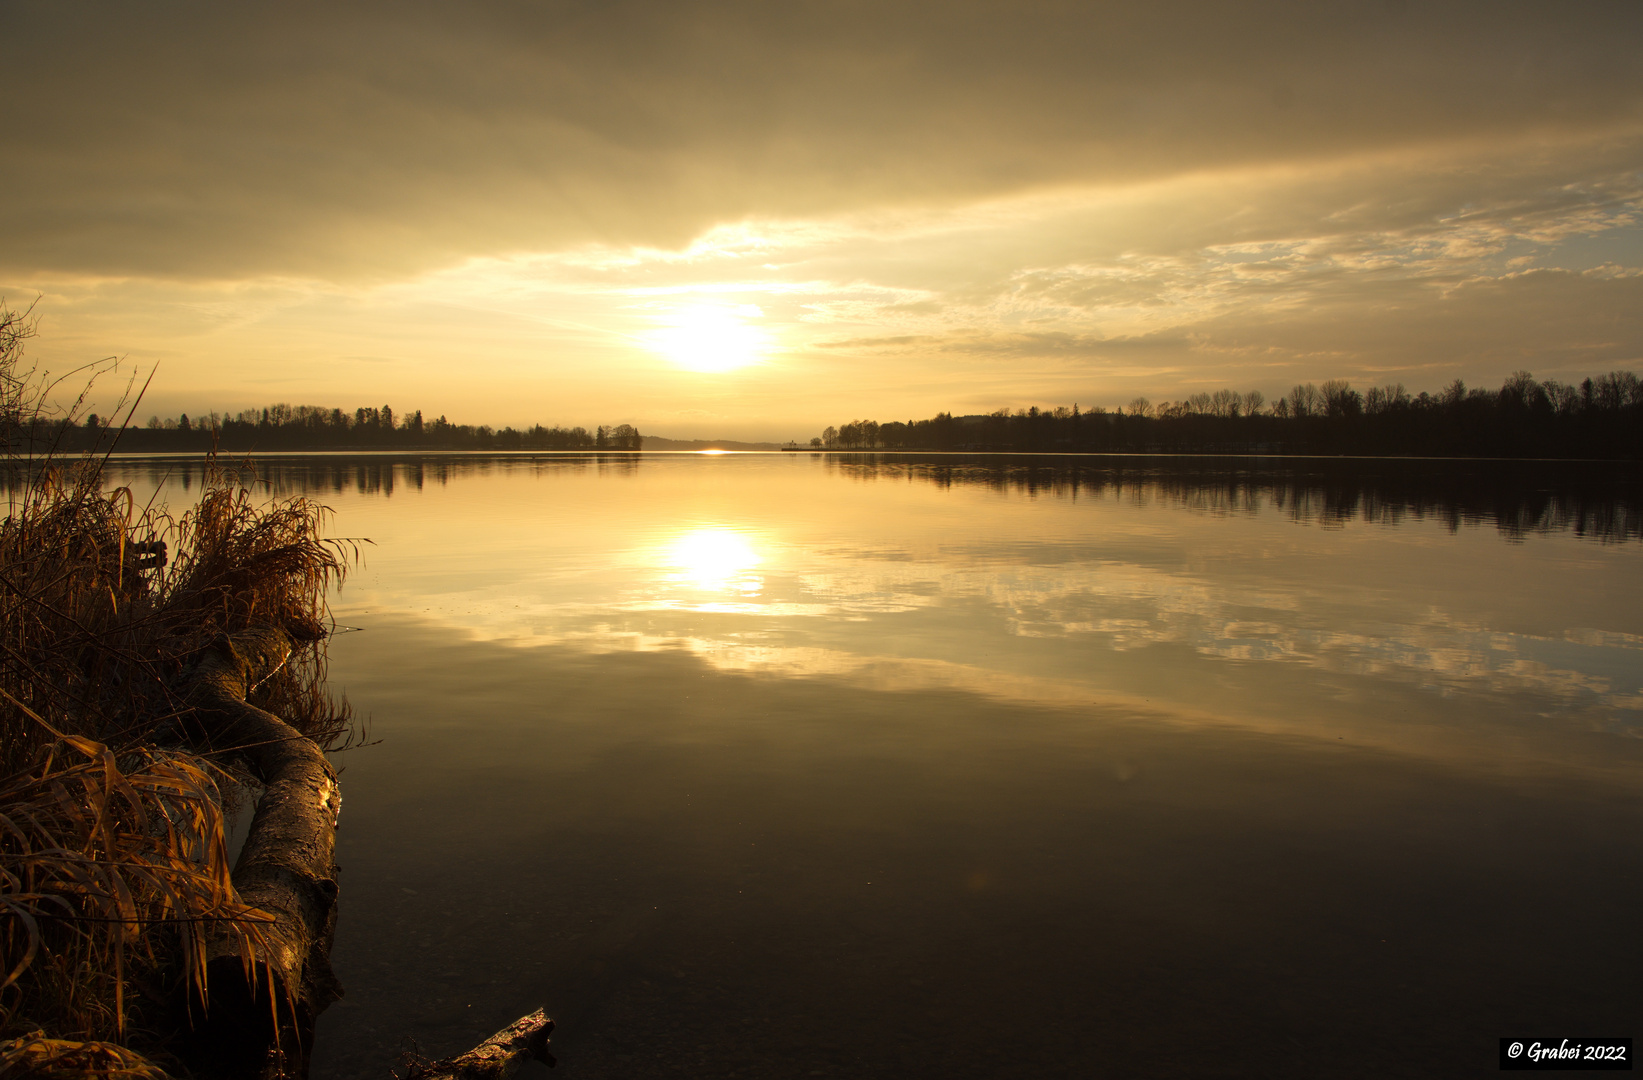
[181,626,343,1080]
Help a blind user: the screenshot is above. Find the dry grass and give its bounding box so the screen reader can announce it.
[0,734,274,1049]
[0,304,361,1073]
[0,1030,173,1080]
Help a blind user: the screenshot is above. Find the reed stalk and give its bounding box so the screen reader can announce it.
[0,304,360,1075]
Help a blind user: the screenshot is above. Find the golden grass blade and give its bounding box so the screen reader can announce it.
[0,898,40,991]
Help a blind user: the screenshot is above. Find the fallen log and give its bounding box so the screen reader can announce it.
[180,626,343,1080]
[402,1010,556,1080]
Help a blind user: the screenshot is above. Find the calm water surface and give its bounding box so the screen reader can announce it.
[113,454,1643,1077]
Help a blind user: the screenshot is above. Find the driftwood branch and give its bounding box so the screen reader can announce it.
[181,626,343,1080]
[405,1010,556,1080]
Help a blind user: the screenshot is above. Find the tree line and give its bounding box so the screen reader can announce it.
[813,370,1643,458]
[24,402,643,452]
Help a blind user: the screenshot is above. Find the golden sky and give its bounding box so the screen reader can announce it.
[4,1,1641,440]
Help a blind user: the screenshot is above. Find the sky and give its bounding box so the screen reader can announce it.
[3,0,1641,441]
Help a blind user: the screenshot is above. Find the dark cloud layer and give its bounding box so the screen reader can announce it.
[6,0,1641,279]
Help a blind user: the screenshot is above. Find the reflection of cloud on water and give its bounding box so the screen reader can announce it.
[873,558,1642,717]
[1565,628,1643,648]
[1024,577,1639,714]
[1499,659,1612,696]
[427,623,1136,708]
[337,534,1643,725]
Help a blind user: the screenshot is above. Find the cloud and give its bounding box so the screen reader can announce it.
[4,1,1641,280]
[5,2,1642,433]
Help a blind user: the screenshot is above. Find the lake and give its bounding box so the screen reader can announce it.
[107,452,1643,1078]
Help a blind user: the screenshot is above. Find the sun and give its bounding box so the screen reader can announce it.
[647,304,768,373]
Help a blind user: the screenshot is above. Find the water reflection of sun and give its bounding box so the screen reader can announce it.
[662,526,764,595]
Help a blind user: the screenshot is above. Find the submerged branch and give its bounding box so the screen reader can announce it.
[401,1010,556,1080]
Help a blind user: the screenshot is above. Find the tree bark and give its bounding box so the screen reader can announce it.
[408,1010,555,1080]
[181,626,343,1080]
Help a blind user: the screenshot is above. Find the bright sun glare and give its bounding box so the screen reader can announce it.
[663,526,763,593]
[648,304,768,373]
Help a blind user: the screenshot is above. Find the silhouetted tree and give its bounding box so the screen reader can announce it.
[811,368,1641,459]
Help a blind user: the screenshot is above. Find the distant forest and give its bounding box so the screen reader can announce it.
[815,371,1643,458]
[29,403,643,453]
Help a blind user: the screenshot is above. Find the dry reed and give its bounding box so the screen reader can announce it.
[0,304,361,1074]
